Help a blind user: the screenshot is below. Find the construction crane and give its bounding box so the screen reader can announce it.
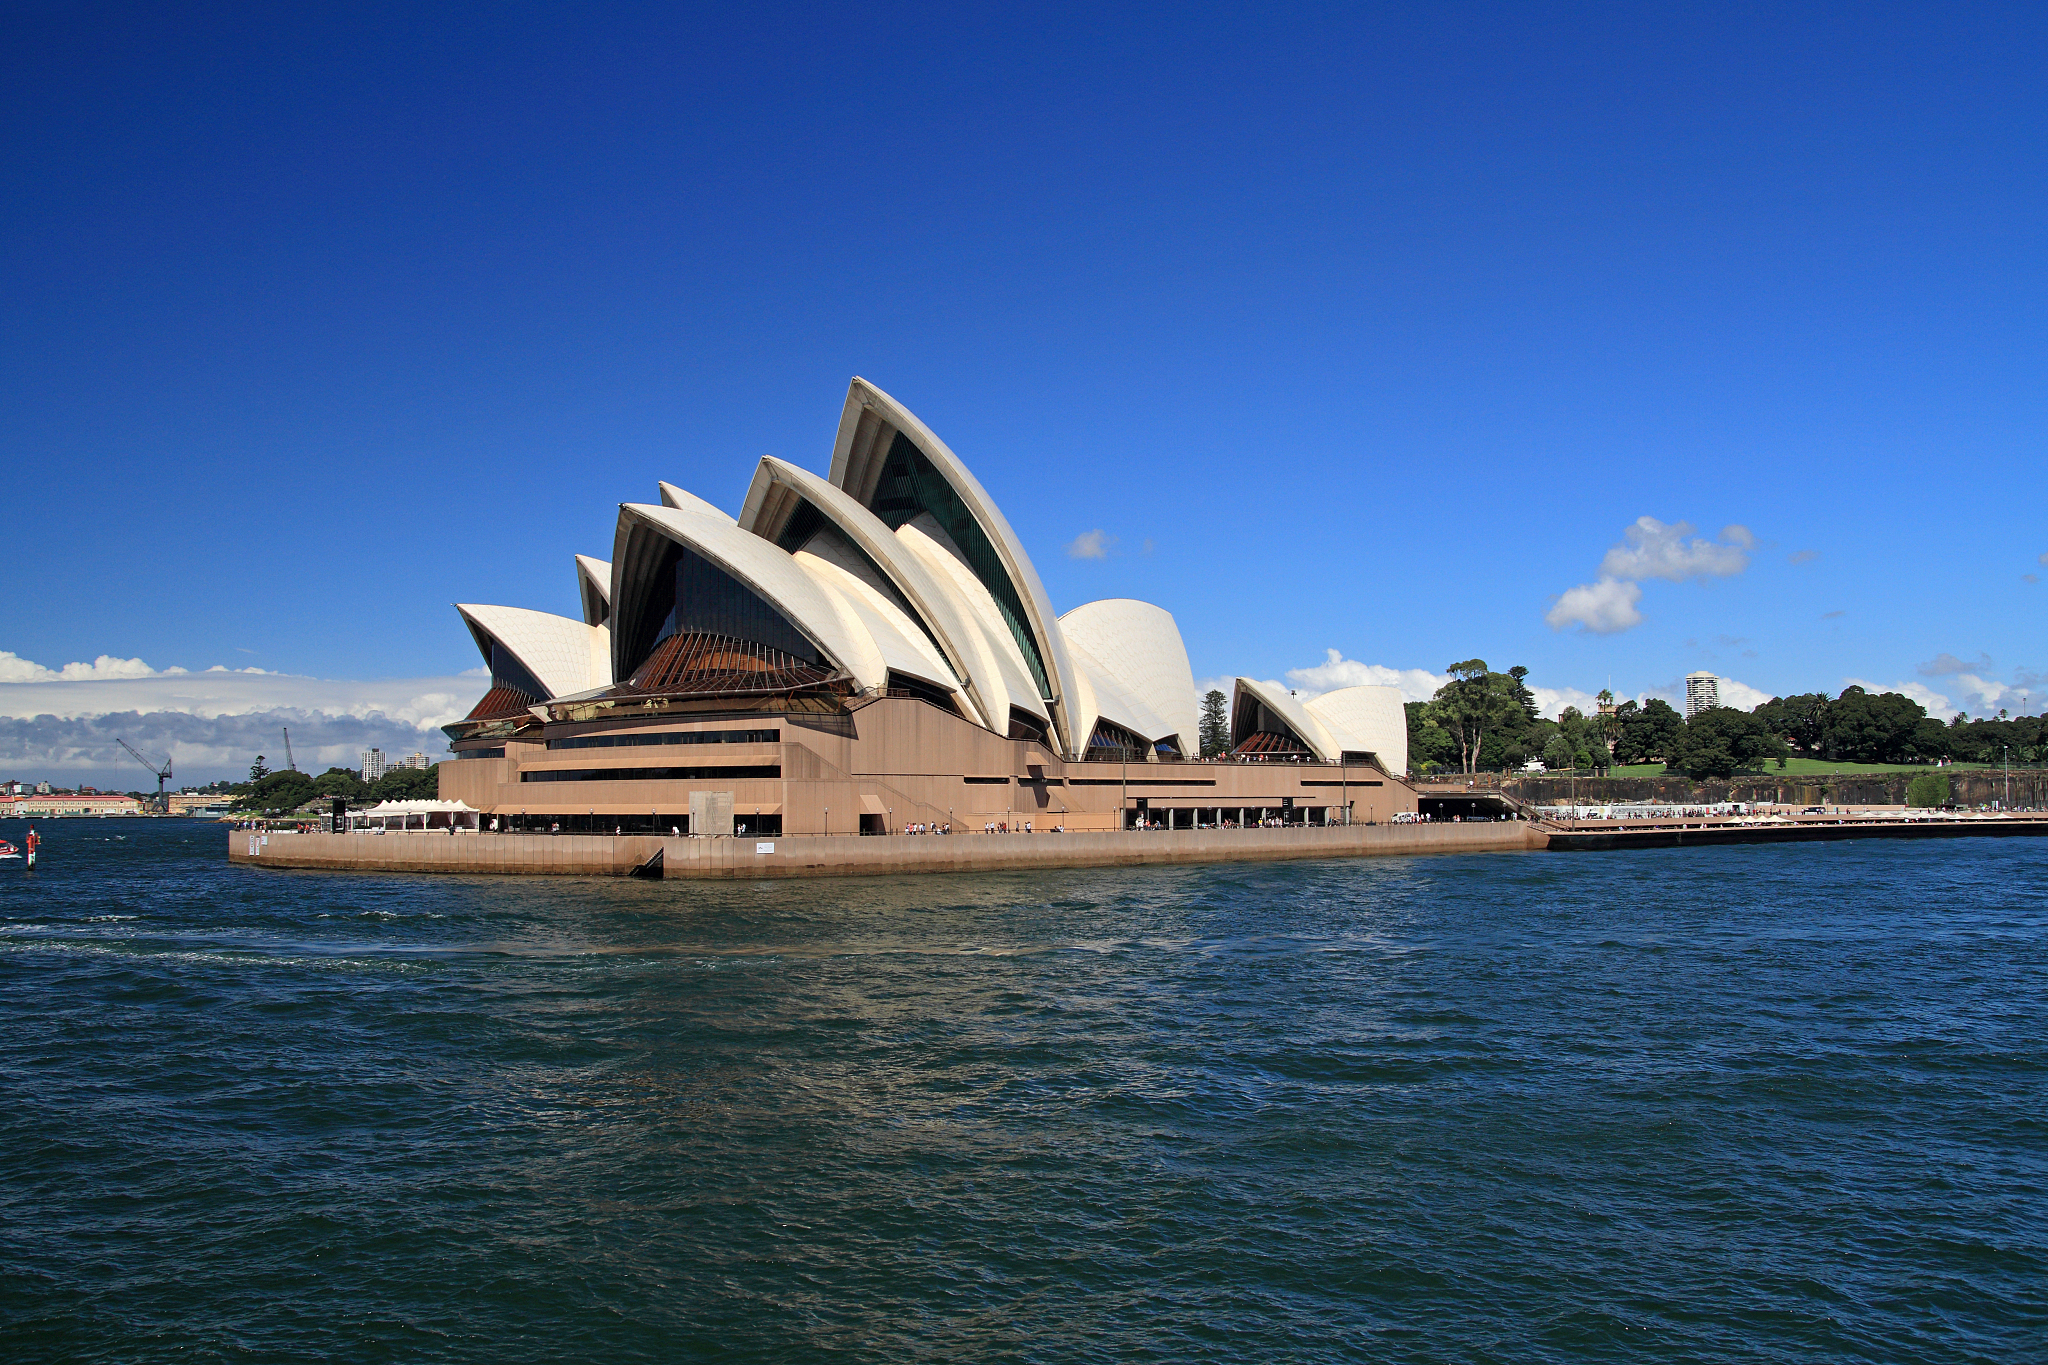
[281,726,297,772]
[118,739,173,813]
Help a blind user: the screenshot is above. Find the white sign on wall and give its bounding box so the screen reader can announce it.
[755,842,774,855]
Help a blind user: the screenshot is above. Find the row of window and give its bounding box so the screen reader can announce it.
[520,766,782,784]
[547,729,779,751]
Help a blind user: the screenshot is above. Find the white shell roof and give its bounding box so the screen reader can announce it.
[828,378,1079,750]
[1304,685,1409,775]
[455,604,612,700]
[792,550,964,702]
[1233,677,1340,762]
[894,515,1048,722]
[658,481,733,521]
[736,456,1001,730]
[574,555,611,627]
[1059,599,1199,753]
[615,502,888,690]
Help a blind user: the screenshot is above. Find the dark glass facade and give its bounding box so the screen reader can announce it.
[489,641,548,705]
[547,729,779,751]
[520,765,782,784]
[866,432,1051,700]
[623,540,827,683]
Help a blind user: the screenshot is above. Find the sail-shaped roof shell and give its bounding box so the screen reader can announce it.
[1231,677,1340,761]
[610,502,886,690]
[826,378,1080,754]
[1304,686,1409,774]
[455,604,610,701]
[1058,599,1199,754]
[574,555,611,627]
[736,456,1002,730]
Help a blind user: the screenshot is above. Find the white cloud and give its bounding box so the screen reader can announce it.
[1546,516,1757,635]
[1282,650,1449,703]
[2039,552,2047,566]
[0,650,166,682]
[1528,685,1602,720]
[1598,517,1753,582]
[1545,578,1644,634]
[0,662,476,731]
[1715,677,1774,711]
[1065,529,1115,559]
[0,654,488,783]
[1918,652,1990,677]
[1192,653,1453,710]
[1788,549,1818,564]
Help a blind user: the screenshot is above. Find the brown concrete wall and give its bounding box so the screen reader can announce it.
[228,821,1544,879]
[434,696,1422,832]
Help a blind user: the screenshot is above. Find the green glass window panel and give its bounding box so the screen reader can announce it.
[868,432,1051,699]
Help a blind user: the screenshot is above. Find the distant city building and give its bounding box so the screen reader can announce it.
[1685,672,1719,719]
[35,781,51,795]
[396,752,432,770]
[1,792,143,817]
[361,748,387,783]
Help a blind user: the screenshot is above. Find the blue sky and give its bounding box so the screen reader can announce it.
[3,3,2043,780]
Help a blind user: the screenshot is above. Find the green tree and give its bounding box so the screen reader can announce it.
[313,767,369,800]
[1613,698,1683,766]
[249,754,271,783]
[1541,735,1575,770]
[1506,665,1539,721]
[370,765,440,801]
[1198,689,1230,757]
[1404,701,1456,774]
[1667,707,1790,779]
[1906,770,1952,808]
[1823,687,1926,763]
[1433,660,1524,774]
[236,768,316,813]
[1753,693,1830,755]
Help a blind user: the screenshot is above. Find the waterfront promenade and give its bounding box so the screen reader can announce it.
[228,820,1545,878]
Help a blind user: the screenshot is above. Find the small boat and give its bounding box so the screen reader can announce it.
[0,840,19,860]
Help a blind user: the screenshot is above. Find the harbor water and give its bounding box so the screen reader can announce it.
[2,819,2042,1361]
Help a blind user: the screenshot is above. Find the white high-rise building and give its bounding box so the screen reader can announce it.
[361,748,387,782]
[397,751,432,770]
[1685,672,1719,719]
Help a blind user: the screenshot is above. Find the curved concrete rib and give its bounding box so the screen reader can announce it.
[609,502,886,690]
[1232,677,1339,762]
[737,455,1007,732]
[455,604,611,700]
[1304,686,1409,774]
[825,377,1081,755]
[574,555,612,628]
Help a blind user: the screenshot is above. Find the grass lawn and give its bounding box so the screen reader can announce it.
[1598,759,1990,779]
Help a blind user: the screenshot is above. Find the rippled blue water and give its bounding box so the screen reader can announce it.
[1,820,2043,1362]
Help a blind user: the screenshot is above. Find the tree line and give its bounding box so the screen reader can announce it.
[235,755,441,814]
[1404,664,2046,780]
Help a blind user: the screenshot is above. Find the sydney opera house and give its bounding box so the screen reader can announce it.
[438,379,1417,835]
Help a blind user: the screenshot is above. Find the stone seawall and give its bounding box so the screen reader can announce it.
[1504,768,2046,809]
[227,822,1547,879]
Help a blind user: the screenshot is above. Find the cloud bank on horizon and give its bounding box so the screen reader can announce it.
[0,648,483,783]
